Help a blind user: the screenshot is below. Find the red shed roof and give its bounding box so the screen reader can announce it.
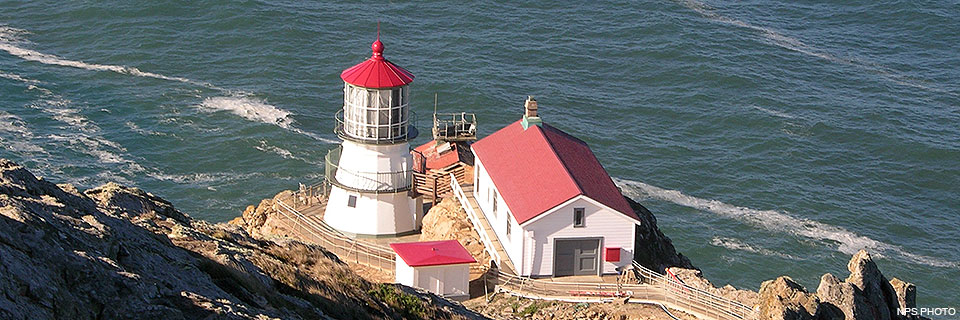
[390,240,477,267]
[471,120,638,224]
[340,37,414,88]
[413,140,472,171]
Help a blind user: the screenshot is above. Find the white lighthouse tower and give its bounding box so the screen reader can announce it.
[323,33,422,236]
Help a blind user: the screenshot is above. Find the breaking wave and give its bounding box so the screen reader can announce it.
[255,140,319,164]
[199,96,294,128]
[614,178,958,268]
[199,96,338,143]
[0,111,45,154]
[749,105,796,119]
[710,237,801,260]
[1,26,334,143]
[0,26,218,89]
[0,70,40,84]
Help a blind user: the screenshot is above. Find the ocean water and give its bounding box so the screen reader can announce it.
[1,0,957,308]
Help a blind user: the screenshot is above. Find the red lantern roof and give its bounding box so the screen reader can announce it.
[340,36,414,88]
[390,240,476,267]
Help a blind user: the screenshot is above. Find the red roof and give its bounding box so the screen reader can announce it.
[471,120,638,224]
[413,140,471,171]
[340,38,414,88]
[390,240,477,267]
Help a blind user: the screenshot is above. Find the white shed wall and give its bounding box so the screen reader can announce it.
[395,255,415,286]
[524,196,636,276]
[473,156,524,272]
[395,256,470,299]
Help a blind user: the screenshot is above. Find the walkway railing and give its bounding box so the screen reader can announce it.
[325,146,413,193]
[450,173,503,268]
[334,109,419,145]
[273,197,397,273]
[631,261,755,320]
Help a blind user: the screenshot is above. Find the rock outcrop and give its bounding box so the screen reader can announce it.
[419,197,491,268]
[750,250,920,320]
[756,277,822,320]
[813,250,917,320]
[0,159,483,320]
[228,190,297,239]
[627,197,695,271]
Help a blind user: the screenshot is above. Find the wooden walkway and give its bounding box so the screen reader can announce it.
[450,177,517,275]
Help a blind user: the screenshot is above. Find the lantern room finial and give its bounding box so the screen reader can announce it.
[372,22,384,60]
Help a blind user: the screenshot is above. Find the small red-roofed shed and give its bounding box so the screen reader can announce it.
[390,240,475,300]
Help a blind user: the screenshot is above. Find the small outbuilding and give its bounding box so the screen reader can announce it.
[390,240,476,301]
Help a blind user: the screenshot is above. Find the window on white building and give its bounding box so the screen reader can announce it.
[492,191,498,218]
[506,214,512,238]
[574,207,585,227]
[347,195,358,208]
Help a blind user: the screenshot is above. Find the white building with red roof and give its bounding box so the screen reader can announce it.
[470,97,641,277]
[323,34,423,236]
[390,240,476,301]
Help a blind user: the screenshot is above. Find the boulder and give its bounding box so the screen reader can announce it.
[756,276,820,320]
[888,278,916,314]
[420,197,491,268]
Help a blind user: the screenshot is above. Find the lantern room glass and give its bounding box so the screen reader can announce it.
[342,83,410,141]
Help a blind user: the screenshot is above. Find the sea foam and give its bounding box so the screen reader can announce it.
[710,237,801,260]
[614,177,958,268]
[1,26,334,143]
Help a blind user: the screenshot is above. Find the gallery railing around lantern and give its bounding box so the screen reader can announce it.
[432,112,477,141]
[334,110,419,145]
[324,146,414,194]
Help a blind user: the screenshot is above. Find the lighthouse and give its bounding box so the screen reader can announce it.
[323,34,422,236]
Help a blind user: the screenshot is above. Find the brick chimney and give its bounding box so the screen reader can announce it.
[521,96,542,129]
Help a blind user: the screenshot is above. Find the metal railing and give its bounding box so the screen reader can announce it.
[631,261,755,320]
[334,109,419,145]
[450,173,503,268]
[325,146,413,193]
[433,112,477,141]
[274,197,397,273]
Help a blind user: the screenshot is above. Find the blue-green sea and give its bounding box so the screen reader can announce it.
[1,0,957,309]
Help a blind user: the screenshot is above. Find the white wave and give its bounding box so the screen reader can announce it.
[0,111,45,153]
[25,84,147,178]
[256,140,294,158]
[147,171,264,185]
[254,140,320,164]
[199,96,294,128]
[199,96,338,143]
[0,70,40,84]
[711,237,801,260]
[0,42,224,88]
[0,26,220,89]
[675,0,954,96]
[2,26,336,143]
[750,105,796,119]
[614,178,959,268]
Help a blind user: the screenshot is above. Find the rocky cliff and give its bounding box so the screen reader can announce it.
[669,250,920,320]
[627,197,695,271]
[0,159,484,320]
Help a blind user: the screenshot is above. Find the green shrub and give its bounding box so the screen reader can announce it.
[367,284,429,320]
